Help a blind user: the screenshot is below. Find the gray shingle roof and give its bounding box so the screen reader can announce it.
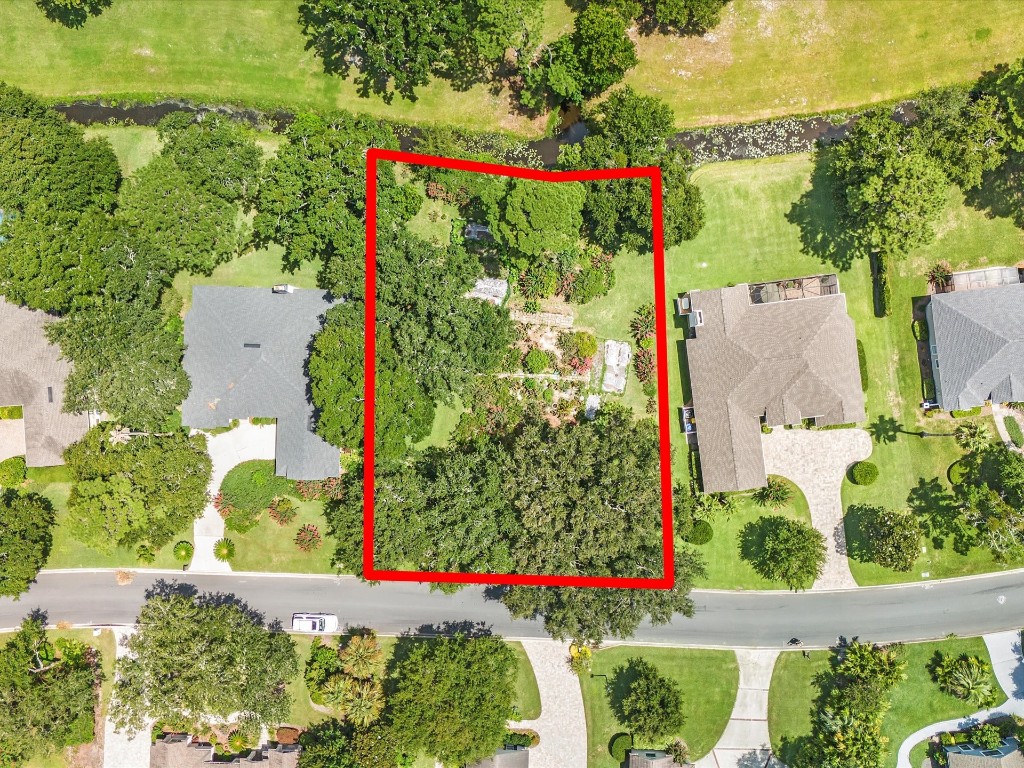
[470,746,530,768]
[181,286,342,480]
[627,749,686,768]
[686,284,866,492]
[928,283,1024,411]
[0,298,89,466]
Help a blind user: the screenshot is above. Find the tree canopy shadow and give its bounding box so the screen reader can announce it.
[604,658,646,729]
[785,147,859,272]
[906,476,974,554]
[867,414,902,445]
[964,148,1024,229]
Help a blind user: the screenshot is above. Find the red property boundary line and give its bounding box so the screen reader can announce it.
[362,147,674,589]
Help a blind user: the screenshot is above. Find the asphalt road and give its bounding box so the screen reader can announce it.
[3,569,1023,648]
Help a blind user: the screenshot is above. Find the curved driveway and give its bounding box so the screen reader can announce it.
[3,568,1023,648]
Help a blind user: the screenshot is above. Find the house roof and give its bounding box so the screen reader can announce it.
[0,298,89,466]
[470,746,530,768]
[181,286,342,480]
[150,735,213,768]
[946,737,1024,768]
[686,284,866,492]
[627,749,686,768]
[928,283,1024,411]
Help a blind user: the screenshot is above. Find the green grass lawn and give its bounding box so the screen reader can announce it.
[3,1,1023,132]
[768,637,1004,768]
[172,243,321,315]
[228,497,337,574]
[581,646,738,766]
[285,634,541,727]
[0,628,116,768]
[694,477,811,590]
[83,124,163,175]
[0,0,550,135]
[626,0,1024,128]
[414,396,468,451]
[665,153,1024,585]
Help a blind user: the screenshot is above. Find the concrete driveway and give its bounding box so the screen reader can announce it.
[0,418,26,465]
[761,427,872,590]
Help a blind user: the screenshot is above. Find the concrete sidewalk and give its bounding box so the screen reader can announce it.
[509,639,586,768]
[694,649,784,768]
[191,422,277,573]
[101,628,151,768]
[761,428,872,590]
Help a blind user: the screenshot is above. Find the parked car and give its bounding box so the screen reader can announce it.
[291,613,339,633]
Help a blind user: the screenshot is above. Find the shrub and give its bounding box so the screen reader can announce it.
[214,538,235,562]
[505,730,534,748]
[667,739,690,765]
[1004,416,1024,448]
[875,253,894,318]
[249,417,277,426]
[269,497,298,526]
[951,407,983,418]
[754,477,792,509]
[567,265,612,304]
[522,348,549,374]
[220,460,293,529]
[927,260,953,290]
[687,520,714,545]
[519,263,559,299]
[856,339,869,392]
[971,723,1002,750]
[850,461,879,485]
[932,653,998,707]
[610,733,633,762]
[923,377,937,401]
[0,456,27,487]
[0,405,24,420]
[630,304,656,341]
[172,541,194,562]
[295,477,343,501]
[633,347,655,383]
[136,543,156,564]
[912,319,930,342]
[569,645,592,676]
[559,331,598,362]
[296,524,322,552]
[228,731,248,753]
[761,424,773,434]
[523,298,540,314]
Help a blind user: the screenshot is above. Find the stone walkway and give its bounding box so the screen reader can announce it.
[191,422,277,573]
[896,630,1023,768]
[102,628,152,768]
[509,639,586,768]
[693,650,784,768]
[761,428,872,591]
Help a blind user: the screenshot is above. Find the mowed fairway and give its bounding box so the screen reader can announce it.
[0,0,542,133]
[627,0,1024,127]
[1,0,1023,131]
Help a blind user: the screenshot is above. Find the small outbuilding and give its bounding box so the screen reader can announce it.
[602,340,632,394]
[626,749,688,768]
[465,277,509,306]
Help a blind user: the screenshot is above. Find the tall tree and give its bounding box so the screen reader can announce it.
[915,86,1006,191]
[63,426,211,556]
[560,87,704,250]
[253,112,397,295]
[387,635,516,766]
[112,591,298,735]
[299,0,542,100]
[853,504,920,572]
[0,491,54,598]
[987,57,1024,151]
[485,178,586,260]
[47,301,191,431]
[829,110,949,260]
[0,618,100,764]
[35,0,112,27]
[607,657,685,741]
[741,516,826,590]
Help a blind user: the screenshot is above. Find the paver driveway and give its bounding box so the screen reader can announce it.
[761,428,872,590]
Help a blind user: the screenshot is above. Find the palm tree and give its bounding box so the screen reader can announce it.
[936,654,997,707]
[953,422,992,456]
[344,680,385,727]
[320,674,356,710]
[753,477,792,509]
[340,633,384,680]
